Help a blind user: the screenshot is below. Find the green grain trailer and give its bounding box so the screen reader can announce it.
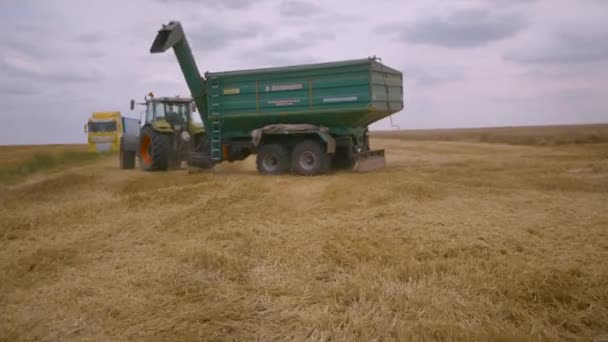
[150,21,404,175]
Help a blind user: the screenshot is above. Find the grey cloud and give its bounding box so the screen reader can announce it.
[76,32,107,44]
[0,84,40,96]
[4,28,105,60]
[48,71,101,83]
[4,32,61,59]
[156,0,257,9]
[1,58,100,84]
[383,8,526,48]
[504,30,608,64]
[280,0,319,17]
[265,39,315,52]
[235,49,319,68]
[488,0,537,5]
[0,23,44,34]
[405,66,466,86]
[189,23,263,49]
[263,30,334,52]
[513,68,574,80]
[301,30,335,41]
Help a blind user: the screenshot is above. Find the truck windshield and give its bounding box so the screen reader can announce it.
[89,121,117,133]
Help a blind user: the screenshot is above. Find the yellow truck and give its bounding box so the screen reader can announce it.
[85,112,140,154]
[84,111,123,152]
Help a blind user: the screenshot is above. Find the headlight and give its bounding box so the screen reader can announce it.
[181,131,191,141]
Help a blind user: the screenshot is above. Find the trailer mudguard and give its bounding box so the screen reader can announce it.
[251,124,336,153]
[121,117,141,152]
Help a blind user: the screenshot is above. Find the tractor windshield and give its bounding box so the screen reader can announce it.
[146,101,190,125]
[164,102,189,124]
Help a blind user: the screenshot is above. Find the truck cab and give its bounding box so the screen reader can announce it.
[85,111,123,152]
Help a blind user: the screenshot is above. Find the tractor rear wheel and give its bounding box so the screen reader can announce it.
[138,126,170,171]
[256,144,290,175]
[291,139,330,175]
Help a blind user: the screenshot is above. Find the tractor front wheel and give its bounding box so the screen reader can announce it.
[138,126,170,171]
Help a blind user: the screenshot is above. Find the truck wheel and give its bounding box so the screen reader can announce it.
[119,147,136,169]
[332,146,355,170]
[291,139,330,175]
[138,126,170,171]
[256,144,290,175]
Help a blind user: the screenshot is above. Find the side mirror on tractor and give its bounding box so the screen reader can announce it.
[130,99,135,111]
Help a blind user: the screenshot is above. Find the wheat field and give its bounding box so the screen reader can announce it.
[1,135,607,341]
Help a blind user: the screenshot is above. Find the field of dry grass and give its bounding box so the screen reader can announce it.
[1,134,607,341]
[0,144,88,166]
[0,144,102,185]
[373,123,608,146]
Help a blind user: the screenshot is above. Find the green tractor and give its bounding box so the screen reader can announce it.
[120,93,211,171]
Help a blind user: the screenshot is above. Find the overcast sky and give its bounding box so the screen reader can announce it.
[1,0,607,145]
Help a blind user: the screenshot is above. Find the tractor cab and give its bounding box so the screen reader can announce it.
[139,94,204,136]
[145,100,190,125]
[119,92,210,171]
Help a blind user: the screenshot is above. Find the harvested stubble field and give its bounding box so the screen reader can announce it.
[1,134,607,341]
[372,123,608,146]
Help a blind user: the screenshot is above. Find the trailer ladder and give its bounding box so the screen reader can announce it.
[208,76,222,161]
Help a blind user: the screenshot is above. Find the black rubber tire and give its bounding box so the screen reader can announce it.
[119,147,136,169]
[187,133,215,169]
[138,125,170,171]
[193,133,210,156]
[256,144,290,175]
[332,147,355,170]
[291,139,330,175]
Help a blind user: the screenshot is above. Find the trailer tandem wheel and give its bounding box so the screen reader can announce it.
[256,144,290,175]
[119,148,136,169]
[291,139,331,176]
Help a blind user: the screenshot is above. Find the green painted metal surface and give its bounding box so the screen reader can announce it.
[150,22,209,131]
[150,21,404,151]
[205,59,403,139]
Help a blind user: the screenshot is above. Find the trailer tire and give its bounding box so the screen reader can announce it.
[332,147,355,170]
[187,133,215,169]
[256,144,289,175]
[119,148,136,169]
[256,144,290,175]
[291,139,330,175]
[138,126,170,171]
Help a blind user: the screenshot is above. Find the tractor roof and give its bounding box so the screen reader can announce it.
[148,96,193,103]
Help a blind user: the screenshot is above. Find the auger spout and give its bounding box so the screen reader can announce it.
[150,21,208,126]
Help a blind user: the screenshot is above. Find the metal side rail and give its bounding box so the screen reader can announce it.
[353,149,386,172]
